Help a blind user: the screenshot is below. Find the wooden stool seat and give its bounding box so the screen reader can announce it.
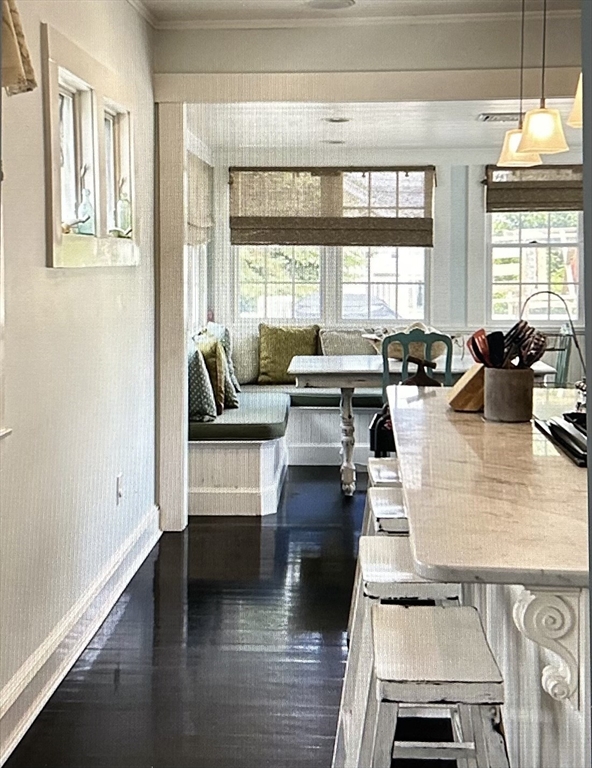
[357,605,510,768]
[372,604,503,703]
[359,536,460,602]
[367,457,402,488]
[367,487,409,534]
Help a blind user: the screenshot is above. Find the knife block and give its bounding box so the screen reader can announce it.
[448,364,484,412]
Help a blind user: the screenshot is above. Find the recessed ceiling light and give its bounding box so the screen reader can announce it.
[322,139,346,144]
[324,117,352,123]
[308,1,356,10]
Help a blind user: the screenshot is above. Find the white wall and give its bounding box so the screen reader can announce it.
[154,14,581,74]
[0,0,156,754]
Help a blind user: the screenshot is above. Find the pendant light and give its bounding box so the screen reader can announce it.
[497,0,542,167]
[567,72,583,128]
[518,0,569,154]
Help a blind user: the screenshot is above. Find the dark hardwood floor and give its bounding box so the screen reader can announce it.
[6,466,454,768]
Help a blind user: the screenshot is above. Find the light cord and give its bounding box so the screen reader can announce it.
[540,0,548,106]
[519,0,526,127]
[519,289,586,377]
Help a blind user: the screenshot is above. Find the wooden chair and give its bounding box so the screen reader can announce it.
[381,328,454,396]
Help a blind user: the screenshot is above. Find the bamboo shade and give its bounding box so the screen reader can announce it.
[229,167,435,247]
[485,165,583,212]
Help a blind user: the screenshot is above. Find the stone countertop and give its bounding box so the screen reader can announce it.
[386,387,589,588]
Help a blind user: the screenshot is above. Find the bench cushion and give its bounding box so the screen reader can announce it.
[241,384,383,409]
[188,391,290,441]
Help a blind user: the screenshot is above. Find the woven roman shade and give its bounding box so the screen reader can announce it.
[485,165,583,212]
[229,167,435,247]
[187,155,213,245]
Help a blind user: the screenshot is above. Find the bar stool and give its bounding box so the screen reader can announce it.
[352,489,409,641]
[359,604,510,768]
[367,457,402,488]
[365,487,409,535]
[337,537,461,768]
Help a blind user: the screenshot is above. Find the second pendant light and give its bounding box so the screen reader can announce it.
[518,0,569,155]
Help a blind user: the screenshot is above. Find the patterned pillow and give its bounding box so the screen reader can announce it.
[188,349,217,422]
[319,329,377,356]
[205,322,242,392]
[196,338,226,415]
[258,323,320,384]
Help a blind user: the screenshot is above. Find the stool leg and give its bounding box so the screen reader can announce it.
[472,705,510,768]
[357,670,378,768]
[342,595,375,767]
[371,701,398,768]
[454,705,478,768]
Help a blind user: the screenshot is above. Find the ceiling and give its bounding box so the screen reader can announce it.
[135,0,580,28]
[187,99,582,152]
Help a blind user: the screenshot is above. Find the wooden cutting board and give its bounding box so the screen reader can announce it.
[448,363,485,412]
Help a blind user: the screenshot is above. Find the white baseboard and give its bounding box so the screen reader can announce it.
[0,506,161,767]
[288,443,371,466]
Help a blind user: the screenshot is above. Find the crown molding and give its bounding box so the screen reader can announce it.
[126,0,157,27]
[153,9,579,32]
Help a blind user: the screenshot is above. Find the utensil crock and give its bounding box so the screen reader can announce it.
[484,367,534,423]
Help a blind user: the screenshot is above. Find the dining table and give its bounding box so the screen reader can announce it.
[287,353,557,495]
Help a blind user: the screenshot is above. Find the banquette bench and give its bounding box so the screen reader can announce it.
[188,325,387,516]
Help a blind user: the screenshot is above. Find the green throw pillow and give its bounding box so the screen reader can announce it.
[196,338,226,415]
[188,349,217,422]
[206,321,242,392]
[258,324,320,384]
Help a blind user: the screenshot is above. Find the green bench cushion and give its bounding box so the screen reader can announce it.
[241,384,384,409]
[188,391,290,441]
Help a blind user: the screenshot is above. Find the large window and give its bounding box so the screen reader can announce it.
[238,245,321,319]
[232,167,432,322]
[342,246,425,320]
[490,211,581,321]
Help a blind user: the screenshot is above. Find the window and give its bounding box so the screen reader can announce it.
[59,91,77,226]
[231,167,433,322]
[342,246,425,321]
[42,23,137,266]
[57,71,95,236]
[490,211,581,322]
[104,112,117,231]
[238,245,321,319]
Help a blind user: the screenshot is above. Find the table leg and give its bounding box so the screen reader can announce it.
[340,387,356,496]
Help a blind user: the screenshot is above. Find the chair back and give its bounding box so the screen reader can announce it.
[544,324,573,387]
[381,329,453,398]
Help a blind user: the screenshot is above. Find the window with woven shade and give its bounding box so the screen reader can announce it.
[486,165,583,322]
[229,167,436,247]
[484,165,583,213]
[231,168,435,322]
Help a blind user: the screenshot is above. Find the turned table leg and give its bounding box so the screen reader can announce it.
[340,387,356,496]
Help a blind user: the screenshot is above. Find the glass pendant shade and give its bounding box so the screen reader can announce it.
[497,128,542,167]
[567,73,583,128]
[517,106,569,154]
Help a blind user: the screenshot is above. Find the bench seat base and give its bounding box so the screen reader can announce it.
[188,436,288,516]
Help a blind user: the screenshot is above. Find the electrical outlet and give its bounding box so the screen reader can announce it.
[116,474,123,505]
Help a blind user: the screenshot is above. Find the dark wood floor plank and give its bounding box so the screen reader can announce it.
[6,467,363,768]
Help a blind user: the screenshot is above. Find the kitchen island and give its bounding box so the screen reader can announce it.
[385,386,589,767]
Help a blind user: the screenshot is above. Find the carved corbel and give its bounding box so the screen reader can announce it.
[512,588,580,708]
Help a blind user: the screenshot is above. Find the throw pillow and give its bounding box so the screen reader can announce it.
[188,349,217,422]
[196,338,226,415]
[205,321,242,392]
[258,324,320,384]
[319,329,377,356]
